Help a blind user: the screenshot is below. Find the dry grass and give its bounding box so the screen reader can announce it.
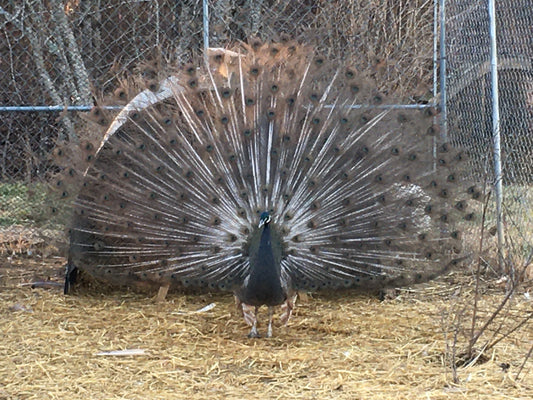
[0,256,531,400]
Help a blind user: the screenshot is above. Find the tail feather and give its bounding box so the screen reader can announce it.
[50,41,477,293]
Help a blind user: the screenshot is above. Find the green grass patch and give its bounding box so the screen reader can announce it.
[0,182,66,227]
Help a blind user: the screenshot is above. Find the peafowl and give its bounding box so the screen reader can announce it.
[52,39,479,338]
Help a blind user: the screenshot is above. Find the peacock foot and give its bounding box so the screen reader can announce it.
[247,325,261,338]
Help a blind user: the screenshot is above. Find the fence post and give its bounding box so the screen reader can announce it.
[203,0,209,52]
[438,0,447,141]
[488,0,505,270]
[433,0,439,100]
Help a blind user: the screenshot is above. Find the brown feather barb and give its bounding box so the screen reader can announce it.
[51,40,478,337]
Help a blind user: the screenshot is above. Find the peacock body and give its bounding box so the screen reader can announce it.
[54,40,479,337]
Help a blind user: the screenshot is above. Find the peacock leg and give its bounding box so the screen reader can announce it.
[240,301,256,326]
[280,292,298,325]
[247,306,261,338]
[267,307,274,338]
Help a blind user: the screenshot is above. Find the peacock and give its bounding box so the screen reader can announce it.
[52,39,479,338]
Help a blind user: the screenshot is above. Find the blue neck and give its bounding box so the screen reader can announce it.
[251,223,279,278]
[242,220,285,306]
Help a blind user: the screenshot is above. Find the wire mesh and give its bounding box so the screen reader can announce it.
[446,0,533,263]
[0,0,205,183]
[0,0,436,231]
[207,0,436,96]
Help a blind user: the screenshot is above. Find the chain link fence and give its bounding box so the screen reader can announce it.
[1,0,207,184]
[0,0,436,228]
[446,0,533,265]
[0,0,531,264]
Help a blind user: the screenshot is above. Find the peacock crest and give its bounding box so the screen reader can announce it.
[50,39,480,337]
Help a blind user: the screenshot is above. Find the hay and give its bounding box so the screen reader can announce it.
[0,257,531,400]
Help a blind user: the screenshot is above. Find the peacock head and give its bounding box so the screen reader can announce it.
[258,211,271,228]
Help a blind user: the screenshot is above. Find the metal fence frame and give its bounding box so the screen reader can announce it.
[438,0,505,266]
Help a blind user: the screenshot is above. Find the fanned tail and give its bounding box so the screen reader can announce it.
[50,40,479,293]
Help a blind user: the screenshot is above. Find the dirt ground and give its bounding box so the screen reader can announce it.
[0,255,531,400]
